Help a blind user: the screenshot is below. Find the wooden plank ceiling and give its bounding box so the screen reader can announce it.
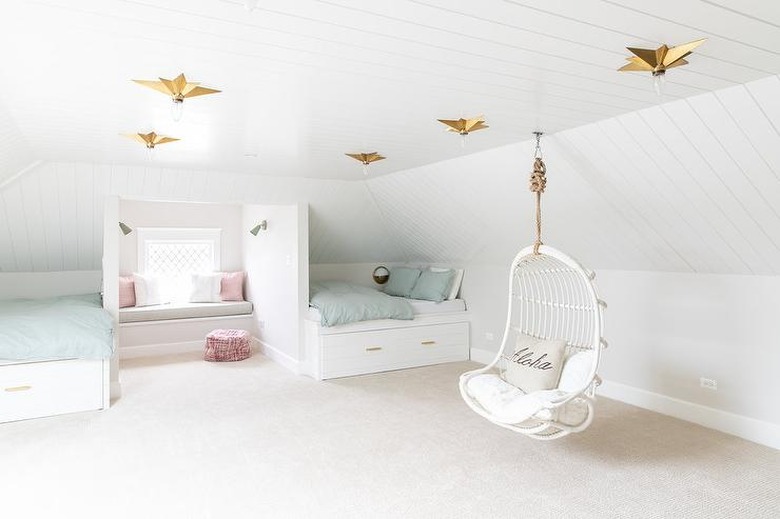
[0,0,778,180]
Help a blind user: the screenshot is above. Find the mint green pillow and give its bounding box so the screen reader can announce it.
[410,270,454,302]
[383,267,421,297]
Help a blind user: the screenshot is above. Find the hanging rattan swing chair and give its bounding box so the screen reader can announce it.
[459,133,607,440]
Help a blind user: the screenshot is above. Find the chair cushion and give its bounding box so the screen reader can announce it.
[503,334,566,393]
[466,374,563,424]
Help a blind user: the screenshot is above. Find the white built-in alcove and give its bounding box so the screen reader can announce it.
[102,197,309,371]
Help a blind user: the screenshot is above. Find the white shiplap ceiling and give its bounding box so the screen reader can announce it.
[0,0,778,180]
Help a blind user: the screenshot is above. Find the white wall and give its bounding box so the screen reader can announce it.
[243,204,308,367]
[118,199,243,275]
[596,270,780,427]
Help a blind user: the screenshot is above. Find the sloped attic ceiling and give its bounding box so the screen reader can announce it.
[2,74,780,274]
[0,0,778,179]
[0,99,36,187]
[368,74,780,275]
[1,1,780,274]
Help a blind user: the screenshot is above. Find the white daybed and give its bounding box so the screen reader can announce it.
[0,292,113,424]
[304,297,470,380]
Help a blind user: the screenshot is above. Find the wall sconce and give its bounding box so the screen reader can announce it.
[250,220,267,236]
[118,222,133,236]
[372,265,390,284]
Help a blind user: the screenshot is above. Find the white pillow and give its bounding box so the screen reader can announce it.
[558,351,595,392]
[189,273,222,303]
[429,267,465,300]
[133,273,168,307]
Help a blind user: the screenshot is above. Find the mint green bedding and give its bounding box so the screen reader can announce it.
[0,294,114,360]
[310,281,414,327]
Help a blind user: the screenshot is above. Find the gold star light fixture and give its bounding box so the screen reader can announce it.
[618,39,706,95]
[345,152,385,175]
[124,131,179,159]
[437,115,488,146]
[132,73,221,121]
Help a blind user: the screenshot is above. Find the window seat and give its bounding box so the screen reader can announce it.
[119,301,253,324]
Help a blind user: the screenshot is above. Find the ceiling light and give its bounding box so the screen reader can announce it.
[345,152,386,175]
[437,115,488,147]
[123,131,179,160]
[132,73,221,122]
[618,39,706,96]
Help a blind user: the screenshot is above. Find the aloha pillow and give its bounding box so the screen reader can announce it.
[133,273,168,307]
[189,273,222,303]
[118,276,136,308]
[410,269,454,302]
[383,267,421,297]
[220,271,246,301]
[503,334,567,393]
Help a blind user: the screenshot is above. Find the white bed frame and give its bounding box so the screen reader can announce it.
[0,271,113,424]
[304,310,470,380]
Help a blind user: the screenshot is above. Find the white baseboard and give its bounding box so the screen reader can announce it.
[110,381,122,402]
[600,380,780,450]
[255,339,300,375]
[470,347,496,365]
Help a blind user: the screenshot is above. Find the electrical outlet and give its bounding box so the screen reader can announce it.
[485,332,495,341]
[258,320,265,330]
[700,377,717,391]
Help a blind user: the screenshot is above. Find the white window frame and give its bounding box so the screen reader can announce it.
[136,228,222,275]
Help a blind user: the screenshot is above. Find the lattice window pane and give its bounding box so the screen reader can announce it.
[145,242,215,276]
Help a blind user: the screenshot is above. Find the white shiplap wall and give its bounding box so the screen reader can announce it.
[1,74,780,274]
[367,74,780,275]
[0,162,403,272]
[0,99,35,187]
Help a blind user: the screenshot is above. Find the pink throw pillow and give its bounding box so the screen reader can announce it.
[119,276,136,308]
[220,272,246,301]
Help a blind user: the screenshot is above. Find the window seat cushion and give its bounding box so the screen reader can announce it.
[119,301,253,323]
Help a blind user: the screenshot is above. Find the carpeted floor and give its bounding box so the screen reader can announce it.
[1,352,778,519]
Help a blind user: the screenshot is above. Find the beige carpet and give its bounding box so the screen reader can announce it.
[1,353,777,519]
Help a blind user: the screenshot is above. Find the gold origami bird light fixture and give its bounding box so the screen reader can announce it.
[618,39,706,95]
[437,115,488,147]
[132,73,221,121]
[123,131,179,159]
[345,152,386,175]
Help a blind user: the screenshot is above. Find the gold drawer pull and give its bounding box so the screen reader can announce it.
[365,347,382,352]
[421,340,436,345]
[5,385,32,392]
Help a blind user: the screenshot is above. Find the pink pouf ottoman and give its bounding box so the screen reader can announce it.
[205,329,251,362]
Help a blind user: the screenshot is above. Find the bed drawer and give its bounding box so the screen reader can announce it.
[320,322,469,379]
[0,359,106,423]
